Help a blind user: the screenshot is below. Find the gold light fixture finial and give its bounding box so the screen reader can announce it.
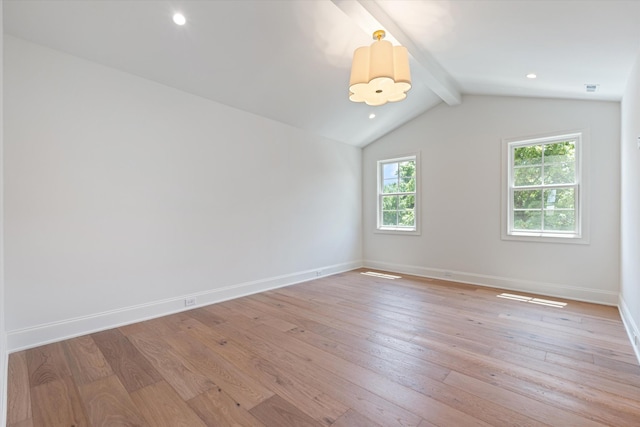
[348,29,412,106]
[373,29,385,41]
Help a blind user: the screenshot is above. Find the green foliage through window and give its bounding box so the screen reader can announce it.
[510,138,578,234]
[378,157,417,230]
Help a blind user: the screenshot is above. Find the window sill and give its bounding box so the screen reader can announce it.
[502,232,589,245]
[375,227,421,236]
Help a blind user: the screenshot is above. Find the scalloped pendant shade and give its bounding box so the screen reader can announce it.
[349,30,412,106]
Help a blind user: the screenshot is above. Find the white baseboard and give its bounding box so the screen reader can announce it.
[363,260,619,306]
[6,260,363,353]
[0,331,7,427]
[619,296,640,365]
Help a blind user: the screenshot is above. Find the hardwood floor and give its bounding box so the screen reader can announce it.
[6,269,640,426]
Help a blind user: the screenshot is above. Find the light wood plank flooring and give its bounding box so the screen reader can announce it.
[6,269,640,426]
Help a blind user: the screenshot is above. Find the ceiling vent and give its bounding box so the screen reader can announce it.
[585,84,599,93]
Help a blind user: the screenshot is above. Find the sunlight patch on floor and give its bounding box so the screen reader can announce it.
[497,292,567,308]
[361,271,402,280]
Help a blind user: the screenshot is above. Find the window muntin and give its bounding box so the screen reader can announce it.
[507,134,581,238]
[377,155,418,233]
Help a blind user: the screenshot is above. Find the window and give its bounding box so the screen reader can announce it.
[503,132,586,242]
[377,154,419,234]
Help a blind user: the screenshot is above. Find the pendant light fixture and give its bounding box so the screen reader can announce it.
[348,30,412,106]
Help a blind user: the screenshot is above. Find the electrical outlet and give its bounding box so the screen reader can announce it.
[316,270,322,277]
[443,271,453,278]
[185,297,196,307]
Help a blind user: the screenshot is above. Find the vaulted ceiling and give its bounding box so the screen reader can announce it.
[4,0,640,146]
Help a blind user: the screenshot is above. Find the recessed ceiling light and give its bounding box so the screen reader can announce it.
[526,73,537,79]
[173,13,186,26]
[369,113,376,119]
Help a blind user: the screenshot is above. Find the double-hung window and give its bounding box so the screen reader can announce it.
[504,132,585,242]
[377,154,419,234]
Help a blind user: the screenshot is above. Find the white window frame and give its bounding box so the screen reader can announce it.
[376,153,420,235]
[501,131,589,244]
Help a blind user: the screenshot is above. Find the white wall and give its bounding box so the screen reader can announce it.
[4,36,362,350]
[363,95,620,305]
[621,51,640,360]
[1,2,8,425]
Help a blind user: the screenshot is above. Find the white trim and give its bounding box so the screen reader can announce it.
[6,261,363,352]
[619,296,640,365]
[501,130,590,244]
[373,227,421,236]
[1,2,7,423]
[0,332,6,427]
[363,259,618,306]
[376,152,420,235]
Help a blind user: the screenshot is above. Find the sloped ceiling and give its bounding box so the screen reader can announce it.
[4,0,640,147]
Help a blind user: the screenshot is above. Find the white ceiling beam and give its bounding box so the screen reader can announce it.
[331,0,462,106]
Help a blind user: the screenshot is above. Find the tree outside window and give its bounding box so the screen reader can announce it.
[508,134,581,238]
[377,155,418,233]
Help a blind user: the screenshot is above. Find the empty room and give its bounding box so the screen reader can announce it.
[1,0,640,426]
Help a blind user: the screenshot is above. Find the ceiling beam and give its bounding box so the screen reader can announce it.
[331,0,462,106]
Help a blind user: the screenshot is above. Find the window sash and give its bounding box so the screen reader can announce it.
[377,155,418,233]
[507,135,581,238]
[511,184,578,233]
